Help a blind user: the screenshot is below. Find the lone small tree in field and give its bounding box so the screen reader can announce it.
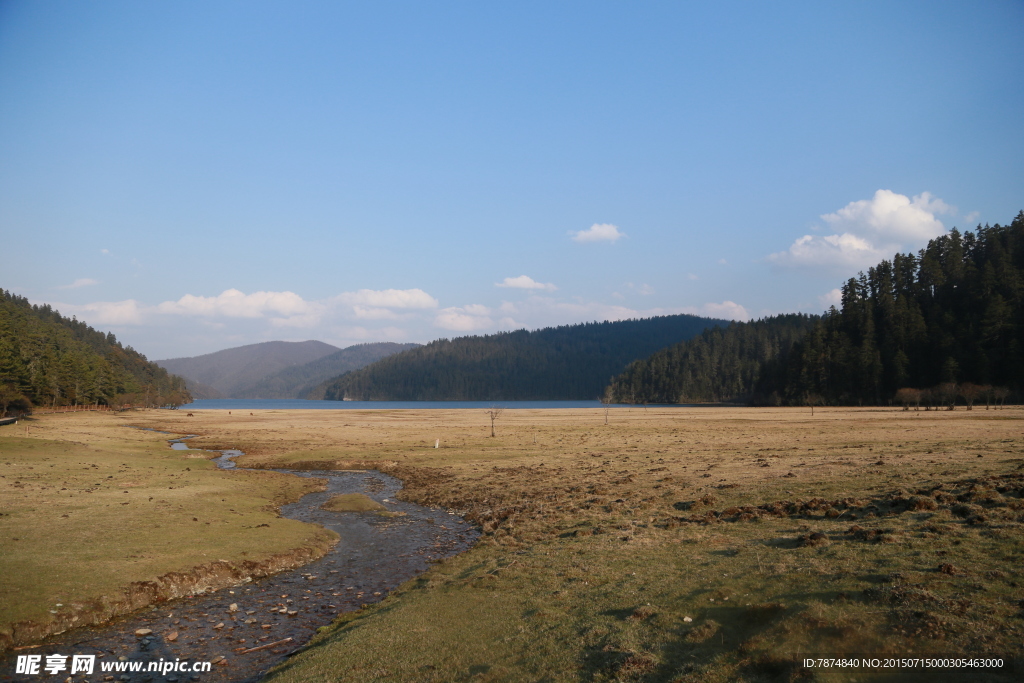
[601,386,614,425]
[804,392,824,416]
[486,406,504,437]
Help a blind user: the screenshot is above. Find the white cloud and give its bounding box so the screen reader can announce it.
[819,288,842,309]
[687,273,699,281]
[100,249,110,255]
[461,303,491,316]
[268,313,323,328]
[821,189,949,243]
[570,223,624,243]
[333,288,438,309]
[434,305,494,331]
[717,259,727,265]
[964,211,980,224]
[157,289,316,319]
[56,278,98,290]
[495,275,557,291]
[769,190,952,270]
[769,232,885,269]
[60,299,146,325]
[498,296,637,324]
[351,306,401,320]
[682,301,750,321]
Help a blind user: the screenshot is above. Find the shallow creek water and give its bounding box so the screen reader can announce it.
[2,436,478,683]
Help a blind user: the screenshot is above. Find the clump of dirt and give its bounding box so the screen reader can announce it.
[627,605,657,622]
[798,531,829,547]
[744,603,787,623]
[685,619,720,643]
[615,653,657,679]
[845,525,890,543]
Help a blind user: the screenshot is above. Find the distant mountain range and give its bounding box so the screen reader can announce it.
[155,340,417,399]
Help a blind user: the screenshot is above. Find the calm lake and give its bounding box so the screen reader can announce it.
[182,399,641,410]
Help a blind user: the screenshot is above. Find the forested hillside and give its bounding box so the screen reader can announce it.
[607,314,819,404]
[608,212,1023,405]
[768,212,1024,404]
[316,315,727,401]
[0,289,190,414]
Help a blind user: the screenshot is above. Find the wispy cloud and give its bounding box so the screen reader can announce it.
[57,287,440,332]
[434,304,494,331]
[768,190,952,270]
[495,275,557,291]
[332,288,438,309]
[56,278,98,290]
[60,299,146,325]
[157,289,316,319]
[681,300,750,321]
[570,223,624,243]
[819,288,842,309]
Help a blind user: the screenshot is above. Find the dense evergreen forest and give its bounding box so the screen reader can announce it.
[609,212,1024,406]
[767,212,1024,404]
[607,314,819,404]
[0,289,191,415]
[316,315,727,401]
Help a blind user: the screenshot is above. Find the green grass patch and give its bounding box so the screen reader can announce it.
[322,493,386,512]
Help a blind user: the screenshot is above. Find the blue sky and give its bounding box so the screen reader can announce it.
[2,1,1022,359]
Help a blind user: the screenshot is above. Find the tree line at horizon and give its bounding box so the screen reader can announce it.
[316,315,728,401]
[609,211,1024,406]
[0,289,191,415]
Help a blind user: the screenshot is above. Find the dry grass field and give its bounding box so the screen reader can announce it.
[127,404,1024,682]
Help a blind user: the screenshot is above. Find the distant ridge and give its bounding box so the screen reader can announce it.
[156,340,339,398]
[240,342,420,398]
[314,314,729,401]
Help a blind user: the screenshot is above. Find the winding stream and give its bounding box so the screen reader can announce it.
[2,436,478,683]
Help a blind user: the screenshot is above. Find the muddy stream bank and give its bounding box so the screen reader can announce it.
[2,436,479,683]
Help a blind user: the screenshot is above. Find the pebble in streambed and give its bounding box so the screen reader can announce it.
[0,446,478,683]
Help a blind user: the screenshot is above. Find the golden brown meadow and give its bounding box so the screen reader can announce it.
[147,405,1024,681]
[3,405,1024,681]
